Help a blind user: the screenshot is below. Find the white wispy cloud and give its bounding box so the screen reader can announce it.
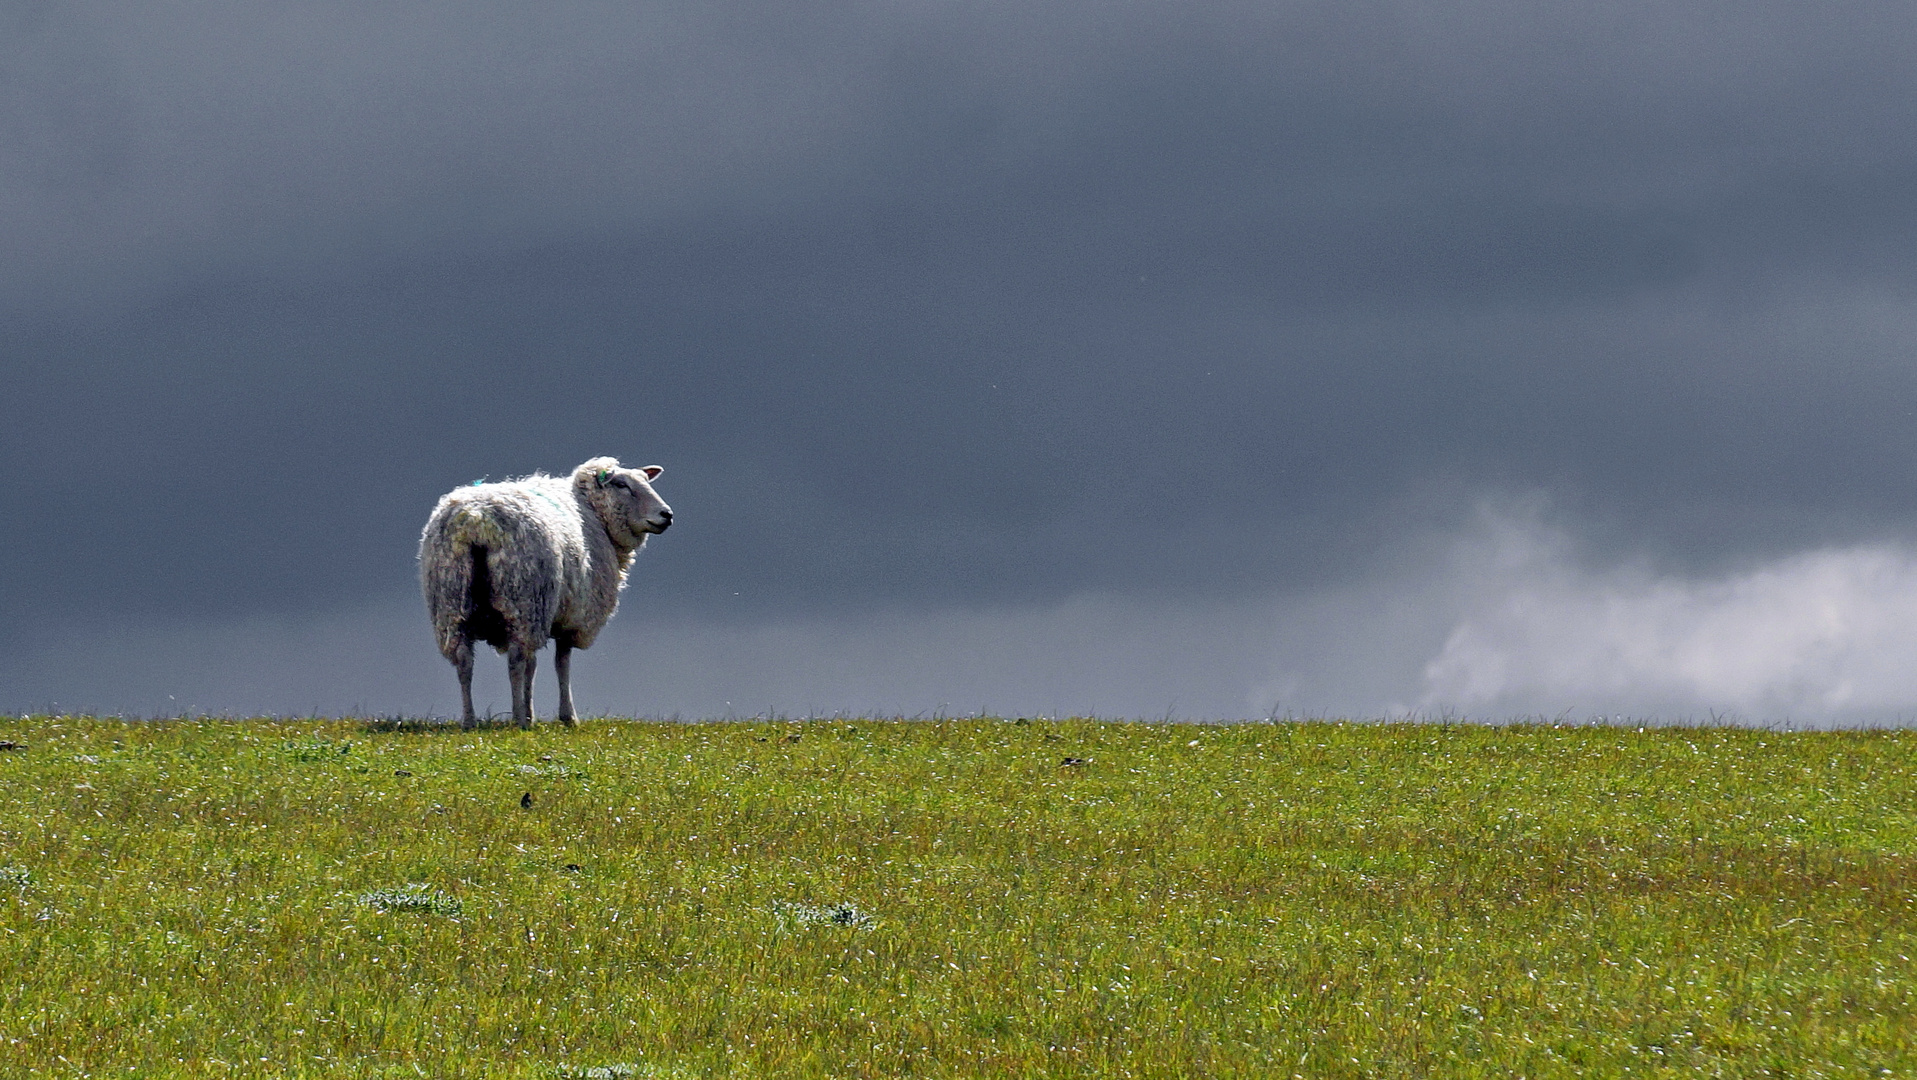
[1418,510,1917,723]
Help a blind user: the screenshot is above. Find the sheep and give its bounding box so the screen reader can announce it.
[419,457,672,729]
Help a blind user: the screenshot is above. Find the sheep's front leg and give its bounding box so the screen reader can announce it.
[553,637,576,727]
[453,638,478,730]
[508,640,538,729]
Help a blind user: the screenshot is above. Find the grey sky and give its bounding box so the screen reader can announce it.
[6,0,1917,720]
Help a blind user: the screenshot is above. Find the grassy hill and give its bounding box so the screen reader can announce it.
[2,715,1913,1077]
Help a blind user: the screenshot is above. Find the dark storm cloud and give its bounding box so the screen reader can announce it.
[8,0,1915,298]
[7,0,1917,716]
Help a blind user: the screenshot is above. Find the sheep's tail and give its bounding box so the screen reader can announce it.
[463,545,510,648]
[421,505,511,657]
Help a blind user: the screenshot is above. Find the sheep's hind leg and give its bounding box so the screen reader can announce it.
[453,638,478,730]
[553,636,576,727]
[507,640,538,729]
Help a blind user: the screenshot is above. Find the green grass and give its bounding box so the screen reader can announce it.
[1,715,1915,1077]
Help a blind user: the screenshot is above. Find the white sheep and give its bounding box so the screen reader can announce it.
[418,457,672,728]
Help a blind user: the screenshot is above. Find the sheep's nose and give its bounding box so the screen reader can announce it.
[657,508,673,529]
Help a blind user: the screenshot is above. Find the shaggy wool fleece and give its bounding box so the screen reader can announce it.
[419,457,670,725]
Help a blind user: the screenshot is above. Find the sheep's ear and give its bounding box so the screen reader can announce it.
[641,465,664,480]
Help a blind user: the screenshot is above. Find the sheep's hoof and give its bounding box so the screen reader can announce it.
[558,714,576,728]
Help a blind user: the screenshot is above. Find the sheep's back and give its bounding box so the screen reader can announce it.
[420,479,588,647]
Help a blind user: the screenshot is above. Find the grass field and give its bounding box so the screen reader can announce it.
[1,715,1914,1077]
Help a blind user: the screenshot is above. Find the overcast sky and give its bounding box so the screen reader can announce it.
[7,0,1917,722]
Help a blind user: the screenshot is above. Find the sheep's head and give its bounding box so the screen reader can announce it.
[574,456,672,549]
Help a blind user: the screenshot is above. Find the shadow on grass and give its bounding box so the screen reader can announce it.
[356,715,535,735]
